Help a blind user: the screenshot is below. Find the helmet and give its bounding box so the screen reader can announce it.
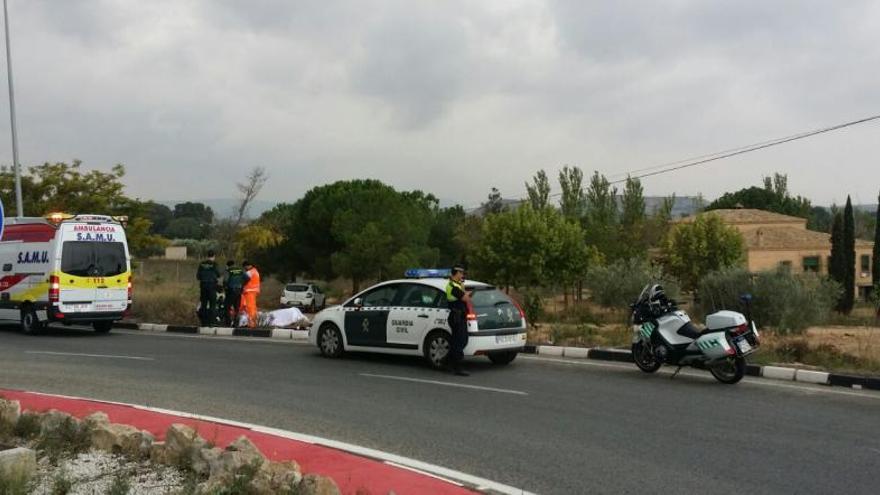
[647,284,670,315]
[647,284,666,304]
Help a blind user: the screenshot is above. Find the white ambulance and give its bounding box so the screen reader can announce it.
[0,213,132,334]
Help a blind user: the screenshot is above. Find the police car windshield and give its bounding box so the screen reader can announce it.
[61,242,126,277]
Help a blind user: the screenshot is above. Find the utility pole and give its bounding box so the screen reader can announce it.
[3,0,23,218]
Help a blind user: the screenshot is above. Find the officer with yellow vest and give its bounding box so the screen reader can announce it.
[445,266,471,376]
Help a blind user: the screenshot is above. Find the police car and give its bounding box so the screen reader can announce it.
[309,269,527,368]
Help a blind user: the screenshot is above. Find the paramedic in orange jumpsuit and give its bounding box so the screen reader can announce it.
[240,261,261,328]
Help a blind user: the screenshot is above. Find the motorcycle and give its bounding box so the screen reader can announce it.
[629,285,760,384]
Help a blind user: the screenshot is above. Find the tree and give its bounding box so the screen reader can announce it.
[173,202,214,224]
[643,194,676,247]
[873,192,880,288]
[829,212,846,306]
[234,166,268,227]
[428,205,468,267]
[661,213,744,291]
[707,173,811,219]
[807,206,833,233]
[584,171,618,259]
[525,170,551,210]
[164,217,205,240]
[619,176,647,259]
[483,187,506,215]
[0,160,165,257]
[474,205,590,290]
[251,180,437,290]
[212,167,269,257]
[146,202,173,235]
[841,196,856,313]
[558,166,586,221]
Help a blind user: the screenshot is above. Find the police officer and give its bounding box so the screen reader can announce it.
[445,265,471,376]
[196,250,221,325]
[223,260,249,327]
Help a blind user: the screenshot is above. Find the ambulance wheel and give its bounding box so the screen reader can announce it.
[318,324,344,358]
[487,351,518,365]
[92,321,113,333]
[424,331,451,369]
[20,306,45,335]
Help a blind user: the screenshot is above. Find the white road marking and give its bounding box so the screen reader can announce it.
[359,373,529,396]
[523,355,880,401]
[25,351,154,361]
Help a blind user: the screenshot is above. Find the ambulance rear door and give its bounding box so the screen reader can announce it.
[57,222,130,314]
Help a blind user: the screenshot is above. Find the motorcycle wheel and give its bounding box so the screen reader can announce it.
[709,356,746,384]
[632,342,661,373]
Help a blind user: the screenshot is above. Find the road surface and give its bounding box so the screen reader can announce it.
[1,326,878,494]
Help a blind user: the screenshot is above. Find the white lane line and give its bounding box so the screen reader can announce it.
[522,355,880,401]
[359,373,528,396]
[25,351,154,361]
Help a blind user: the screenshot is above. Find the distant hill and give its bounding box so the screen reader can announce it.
[157,199,279,219]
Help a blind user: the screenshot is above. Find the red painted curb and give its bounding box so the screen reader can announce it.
[1,389,475,495]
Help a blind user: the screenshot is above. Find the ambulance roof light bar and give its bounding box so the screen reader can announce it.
[404,268,451,279]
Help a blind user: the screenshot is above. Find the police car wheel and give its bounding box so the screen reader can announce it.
[20,306,44,335]
[424,331,451,369]
[318,324,344,358]
[487,351,518,365]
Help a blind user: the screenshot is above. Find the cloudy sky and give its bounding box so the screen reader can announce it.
[1,0,879,208]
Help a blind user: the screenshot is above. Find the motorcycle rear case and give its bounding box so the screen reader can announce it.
[705,310,746,330]
[691,332,733,360]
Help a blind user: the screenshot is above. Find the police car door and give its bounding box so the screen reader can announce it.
[386,283,444,348]
[344,284,399,347]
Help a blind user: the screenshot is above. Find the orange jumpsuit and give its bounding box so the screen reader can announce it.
[240,267,261,328]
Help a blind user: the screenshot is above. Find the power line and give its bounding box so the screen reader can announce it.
[467,113,880,209]
[608,113,880,185]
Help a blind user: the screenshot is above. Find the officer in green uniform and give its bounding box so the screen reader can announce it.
[196,250,221,325]
[223,260,249,327]
[445,266,471,376]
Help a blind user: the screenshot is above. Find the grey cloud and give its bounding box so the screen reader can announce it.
[349,5,473,129]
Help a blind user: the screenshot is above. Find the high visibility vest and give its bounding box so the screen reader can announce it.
[243,267,261,293]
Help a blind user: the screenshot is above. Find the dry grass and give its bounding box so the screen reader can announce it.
[528,323,632,348]
[131,259,286,325]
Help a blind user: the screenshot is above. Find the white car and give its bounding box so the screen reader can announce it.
[308,270,527,368]
[280,282,325,312]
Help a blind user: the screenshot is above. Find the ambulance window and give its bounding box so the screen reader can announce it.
[61,242,127,277]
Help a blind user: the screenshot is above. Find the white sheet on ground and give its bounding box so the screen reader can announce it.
[238,307,311,328]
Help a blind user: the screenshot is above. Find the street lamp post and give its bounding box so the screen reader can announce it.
[3,0,23,218]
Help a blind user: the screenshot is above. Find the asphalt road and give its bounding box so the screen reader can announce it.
[1,326,878,495]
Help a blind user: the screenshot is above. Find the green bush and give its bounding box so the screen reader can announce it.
[698,267,841,334]
[585,258,680,309]
[521,291,543,326]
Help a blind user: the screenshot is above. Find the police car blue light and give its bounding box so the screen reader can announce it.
[404,268,451,279]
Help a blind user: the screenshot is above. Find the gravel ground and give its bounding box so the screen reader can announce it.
[31,451,186,495]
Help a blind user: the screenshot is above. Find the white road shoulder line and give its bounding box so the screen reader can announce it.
[16,390,533,495]
[25,351,154,361]
[359,373,529,396]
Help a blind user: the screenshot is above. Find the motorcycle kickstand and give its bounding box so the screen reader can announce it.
[670,366,683,379]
